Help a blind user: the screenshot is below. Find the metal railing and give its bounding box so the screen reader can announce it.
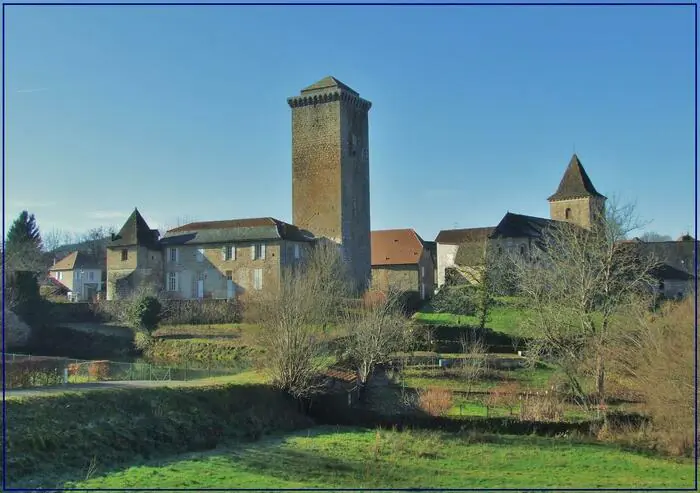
[3,353,240,389]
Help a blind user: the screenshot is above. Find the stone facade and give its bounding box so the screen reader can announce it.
[106,245,163,300]
[161,240,310,300]
[549,196,605,230]
[288,77,372,291]
[371,249,434,300]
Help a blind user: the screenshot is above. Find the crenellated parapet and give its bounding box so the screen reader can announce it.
[287,90,372,111]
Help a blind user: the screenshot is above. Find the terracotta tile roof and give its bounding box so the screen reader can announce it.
[323,367,358,383]
[49,251,101,271]
[162,217,312,245]
[109,208,159,249]
[45,276,71,293]
[371,229,425,266]
[435,227,495,245]
[548,154,606,201]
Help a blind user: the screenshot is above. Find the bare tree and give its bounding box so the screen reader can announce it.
[42,228,76,254]
[639,231,673,243]
[613,294,695,455]
[459,330,488,398]
[256,240,353,399]
[341,289,415,389]
[512,199,660,408]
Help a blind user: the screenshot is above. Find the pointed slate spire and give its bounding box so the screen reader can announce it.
[548,154,606,201]
[110,208,158,248]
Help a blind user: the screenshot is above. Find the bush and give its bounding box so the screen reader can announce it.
[145,338,255,370]
[519,389,565,422]
[431,286,477,316]
[486,382,521,416]
[87,361,110,381]
[161,299,242,325]
[126,295,161,332]
[5,384,313,484]
[133,330,154,351]
[6,357,65,389]
[417,387,454,417]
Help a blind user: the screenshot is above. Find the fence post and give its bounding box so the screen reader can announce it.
[149,365,153,381]
[63,367,68,385]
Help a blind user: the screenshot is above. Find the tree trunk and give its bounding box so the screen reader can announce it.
[596,354,605,406]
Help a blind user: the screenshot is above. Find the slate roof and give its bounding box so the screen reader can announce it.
[161,217,312,246]
[49,251,101,271]
[109,208,160,249]
[435,227,495,245]
[301,76,358,95]
[651,263,695,281]
[548,154,606,201]
[490,212,561,239]
[371,229,426,267]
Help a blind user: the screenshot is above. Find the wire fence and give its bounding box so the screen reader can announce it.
[4,353,240,390]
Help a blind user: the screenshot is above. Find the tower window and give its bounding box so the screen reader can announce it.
[565,208,572,219]
[121,249,128,262]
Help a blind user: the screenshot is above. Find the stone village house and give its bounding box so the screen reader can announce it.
[370,229,435,301]
[49,251,104,302]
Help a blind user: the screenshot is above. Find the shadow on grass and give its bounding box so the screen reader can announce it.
[21,427,402,490]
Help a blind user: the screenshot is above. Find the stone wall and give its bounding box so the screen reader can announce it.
[371,265,419,295]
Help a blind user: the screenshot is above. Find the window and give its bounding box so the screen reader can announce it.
[167,272,178,292]
[253,268,263,290]
[520,245,526,256]
[169,248,178,263]
[565,208,572,220]
[88,271,94,281]
[121,249,128,261]
[196,248,205,262]
[57,272,63,281]
[223,245,235,261]
[225,270,233,281]
[294,244,300,260]
[252,244,265,260]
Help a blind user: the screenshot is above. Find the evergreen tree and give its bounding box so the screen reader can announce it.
[5,210,44,272]
[6,210,42,250]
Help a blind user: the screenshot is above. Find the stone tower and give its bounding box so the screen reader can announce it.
[548,154,606,230]
[287,76,372,291]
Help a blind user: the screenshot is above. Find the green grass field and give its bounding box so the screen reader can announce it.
[413,303,532,337]
[65,427,693,489]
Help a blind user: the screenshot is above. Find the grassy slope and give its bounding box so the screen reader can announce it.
[414,303,531,337]
[68,427,693,489]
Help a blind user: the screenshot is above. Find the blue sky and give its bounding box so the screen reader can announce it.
[4,4,696,242]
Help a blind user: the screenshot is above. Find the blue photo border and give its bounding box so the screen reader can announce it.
[1,1,697,491]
